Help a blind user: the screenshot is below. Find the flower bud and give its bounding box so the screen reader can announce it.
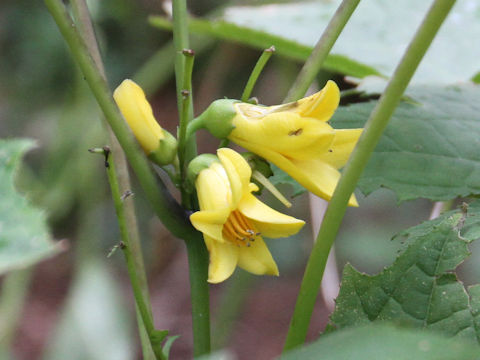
[186,154,219,192]
[114,79,177,166]
[195,99,238,138]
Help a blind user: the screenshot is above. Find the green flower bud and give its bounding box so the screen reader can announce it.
[148,130,178,166]
[186,154,219,191]
[196,99,238,138]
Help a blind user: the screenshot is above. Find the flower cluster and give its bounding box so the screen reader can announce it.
[114,79,362,283]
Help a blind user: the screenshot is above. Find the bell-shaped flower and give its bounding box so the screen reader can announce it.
[113,79,177,166]
[189,148,305,283]
[228,81,362,206]
[193,81,363,206]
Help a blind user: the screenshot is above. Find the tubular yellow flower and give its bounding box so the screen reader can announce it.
[113,79,177,165]
[189,148,305,283]
[227,80,363,206]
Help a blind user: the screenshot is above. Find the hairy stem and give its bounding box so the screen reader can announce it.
[284,0,361,102]
[283,0,456,351]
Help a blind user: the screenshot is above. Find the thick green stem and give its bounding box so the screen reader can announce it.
[283,0,456,351]
[69,2,154,357]
[99,148,165,360]
[172,1,211,355]
[44,0,196,240]
[185,237,211,357]
[241,46,275,102]
[284,0,361,102]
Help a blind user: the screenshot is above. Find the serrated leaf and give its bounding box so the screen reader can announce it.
[330,208,480,343]
[269,164,306,197]
[221,1,480,84]
[280,324,480,360]
[0,139,61,274]
[332,84,480,202]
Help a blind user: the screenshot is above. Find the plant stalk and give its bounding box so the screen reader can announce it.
[241,46,275,102]
[178,49,195,207]
[284,0,361,102]
[172,0,197,181]
[172,1,211,356]
[69,1,154,356]
[98,148,164,360]
[283,0,456,351]
[44,0,196,240]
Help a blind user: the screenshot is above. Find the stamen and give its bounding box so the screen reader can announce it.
[222,210,261,247]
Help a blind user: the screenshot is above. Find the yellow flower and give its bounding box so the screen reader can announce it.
[228,81,362,206]
[190,148,305,283]
[114,79,177,165]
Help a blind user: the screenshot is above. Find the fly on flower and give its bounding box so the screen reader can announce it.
[189,148,305,283]
[191,81,363,206]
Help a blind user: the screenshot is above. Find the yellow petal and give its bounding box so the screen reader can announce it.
[113,79,164,153]
[190,209,228,243]
[294,80,340,121]
[318,129,363,168]
[234,139,358,206]
[231,112,335,160]
[238,193,305,238]
[204,236,239,283]
[237,237,279,276]
[196,163,231,211]
[217,148,251,207]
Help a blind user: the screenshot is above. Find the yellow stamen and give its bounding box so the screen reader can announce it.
[222,210,261,247]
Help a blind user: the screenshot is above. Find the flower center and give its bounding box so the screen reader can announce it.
[222,210,261,247]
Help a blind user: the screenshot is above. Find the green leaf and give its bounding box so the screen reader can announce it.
[148,16,379,79]
[0,139,60,274]
[280,324,480,360]
[269,164,306,197]
[332,84,480,202]
[220,1,480,84]
[329,206,480,343]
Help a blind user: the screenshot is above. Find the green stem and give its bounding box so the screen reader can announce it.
[283,0,456,351]
[185,237,211,357]
[172,1,211,355]
[178,49,195,207]
[100,148,165,360]
[69,2,154,357]
[44,0,196,240]
[241,46,275,102]
[172,0,197,173]
[284,0,361,102]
